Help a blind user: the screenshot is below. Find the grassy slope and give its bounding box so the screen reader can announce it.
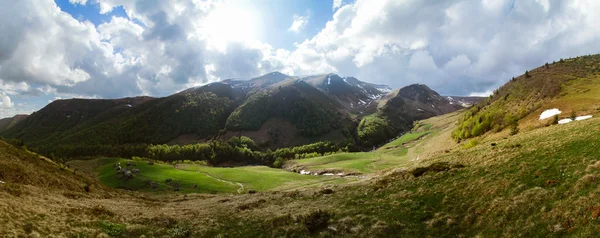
[83,158,350,194]
[454,54,600,140]
[4,111,600,236]
[290,112,461,174]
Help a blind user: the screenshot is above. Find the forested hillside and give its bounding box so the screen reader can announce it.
[358,84,462,146]
[1,72,464,161]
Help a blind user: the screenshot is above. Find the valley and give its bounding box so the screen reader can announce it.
[2,55,600,237]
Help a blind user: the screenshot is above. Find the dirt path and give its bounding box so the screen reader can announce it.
[173,164,245,193]
[197,171,245,194]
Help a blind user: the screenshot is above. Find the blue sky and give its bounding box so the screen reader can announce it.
[54,0,336,50]
[1,0,600,118]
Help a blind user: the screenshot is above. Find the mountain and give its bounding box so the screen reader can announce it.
[0,114,28,133]
[302,74,383,114]
[358,84,462,146]
[223,79,352,148]
[1,71,465,158]
[453,54,600,141]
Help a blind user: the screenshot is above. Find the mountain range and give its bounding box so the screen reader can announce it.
[0,72,481,156]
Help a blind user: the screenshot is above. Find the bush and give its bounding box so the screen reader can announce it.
[301,210,332,234]
[570,110,577,120]
[463,140,479,149]
[509,122,519,136]
[272,157,285,168]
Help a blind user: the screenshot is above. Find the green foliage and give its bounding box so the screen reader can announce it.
[98,221,126,237]
[225,92,270,131]
[357,115,393,147]
[451,55,600,141]
[4,92,235,150]
[227,136,258,150]
[570,110,577,121]
[225,82,347,137]
[272,157,285,168]
[146,140,343,167]
[463,139,479,149]
[166,225,191,238]
[509,122,519,136]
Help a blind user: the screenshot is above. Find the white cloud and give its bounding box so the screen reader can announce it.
[0,93,13,109]
[4,0,600,118]
[288,14,309,33]
[286,0,600,95]
[333,0,343,10]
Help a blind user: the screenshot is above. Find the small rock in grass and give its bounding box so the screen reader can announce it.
[248,190,257,194]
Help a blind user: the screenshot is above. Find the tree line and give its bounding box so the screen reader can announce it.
[6,136,353,168]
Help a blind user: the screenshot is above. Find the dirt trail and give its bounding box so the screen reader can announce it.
[173,164,245,193]
[197,171,245,194]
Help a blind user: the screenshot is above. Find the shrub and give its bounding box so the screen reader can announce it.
[301,210,332,234]
[570,110,577,120]
[272,157,285,168]
[463,140,479,149]
[509,122,519,136]
[552,115,559,125]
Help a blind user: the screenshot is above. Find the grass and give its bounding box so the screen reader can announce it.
[379,126,433,149]
[176,163,348,191]
[291,151,410,173]
[290,122,439,174]
[93,158,347,193]
[5,112,600,237]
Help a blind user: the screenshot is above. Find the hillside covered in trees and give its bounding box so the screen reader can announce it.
[1,72,467,163]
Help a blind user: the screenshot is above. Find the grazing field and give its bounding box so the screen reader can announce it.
[379,124,433,150]
[289,150,410,174]
[288,114,457,174]
[82,158,350,194]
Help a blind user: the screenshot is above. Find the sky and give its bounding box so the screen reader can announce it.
[1,0,600,118]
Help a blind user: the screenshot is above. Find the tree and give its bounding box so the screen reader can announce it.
[525,70,530,78]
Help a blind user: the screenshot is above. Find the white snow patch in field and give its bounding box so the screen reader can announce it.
[323,173,334,176]
[343,77,347,83]
[539,108,561,120]
[576,115,593,121]
[327,76,331,85]
[336,173,344,176]
[300,170,311,175]
[558,119,572,124]
[417,108,424,112]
